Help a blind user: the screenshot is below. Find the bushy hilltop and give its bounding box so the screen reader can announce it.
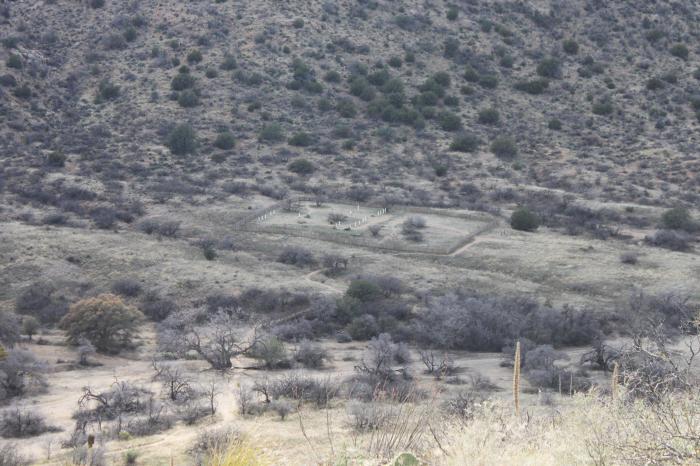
[1,0,699,228]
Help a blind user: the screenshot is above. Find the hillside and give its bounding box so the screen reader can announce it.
[2,0,700,225]
[0,1,699,465]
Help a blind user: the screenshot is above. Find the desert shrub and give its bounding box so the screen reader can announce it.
[514,79,549,95]
[414,292,600,352]
[166,124,197,155]
[211,132,235,151]
[0,350,47,400]
[592,99,614,116]
[186,49,203,64]
[138,219,180,237]
[661,207,695,232]
[140,291,175,322]
[324,70,341,83]
[21,317,39,341]
[620,252,639,265]
[15,282,68,324]
[90,206,118,229]
[548,118,562,130]
[536,58,561,79]
[60,294,144,353]
[446,6,458,20]
[249,336,289,369]
[562,39,579,55]
[438,111,461,131]
[336,98,357,118]
[89,0,105,8]
[12,85,30,99]
[104,33,126,50]
[347,314,380,340]
[478,74,499,89]
[0,74,17,87]
[171,73,195,91]
[510,207,540,232]
[258,123,285,143]
[112,278,141,298]
[288,157,314,174]
[477,108,500,125]
[0,408,58,438]
[288,132,314,147]
[277,247,315,267]
[490,136,518,159]
[293,340,328,369]
[0,444,29,466]
[0,313,20,348]
[645,230,691,252]
[346,280,383,303]
[670,43,689,60]
[450,133,481,153]
[646,77,665,91]
[6,54,21,69]
[349,76,375,101]
[269,373,338,407]
[177,89,199,107]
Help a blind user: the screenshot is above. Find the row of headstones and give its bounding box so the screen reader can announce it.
[255,209,277,223]
[334,207,387,230]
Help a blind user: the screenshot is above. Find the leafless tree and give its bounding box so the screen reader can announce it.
[183,311,260,370]
[419,350,456,380]
[151,360,191,401]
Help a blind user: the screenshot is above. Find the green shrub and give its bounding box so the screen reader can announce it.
[171,73,195,91]
[438,111,461,131]
[123,26,137,42]
[562,39,579,55]
[490,136,518,159]
[324,70,341,83]
[477,108,500,125]
[510,208,540,232]
[478,74,499,89]
[293,18,304,29]
[548,118,562,130]
[514,79,549,95]
[449,133,481,153]
[536,58,561,79]
[349,76,375,101]
[13,85,31,99]
[661,207,694,232]
[220,54,237,70]
[288,132,314,147]
[446,6,458,20]
[259,123,285,143]
[205,68,218,78]
[213,132,235,150]
[592,99,613,116]
[288,158,315,175]
[388,56,402,68]
[346,279,383,302]
[6,54,21,69]
[95,79,120,103]
[177,89,199,107]
[670,43,689,60]
[646,77,664,91]
[463,66,479,82]
[167,124,197,155]
[336,98,357,118]
[89,0,105,8]
[187,49,203,64]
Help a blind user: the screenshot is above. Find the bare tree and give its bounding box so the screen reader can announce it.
[151,360,191,401]
[183,311,260,370]
[419,350,456,380]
